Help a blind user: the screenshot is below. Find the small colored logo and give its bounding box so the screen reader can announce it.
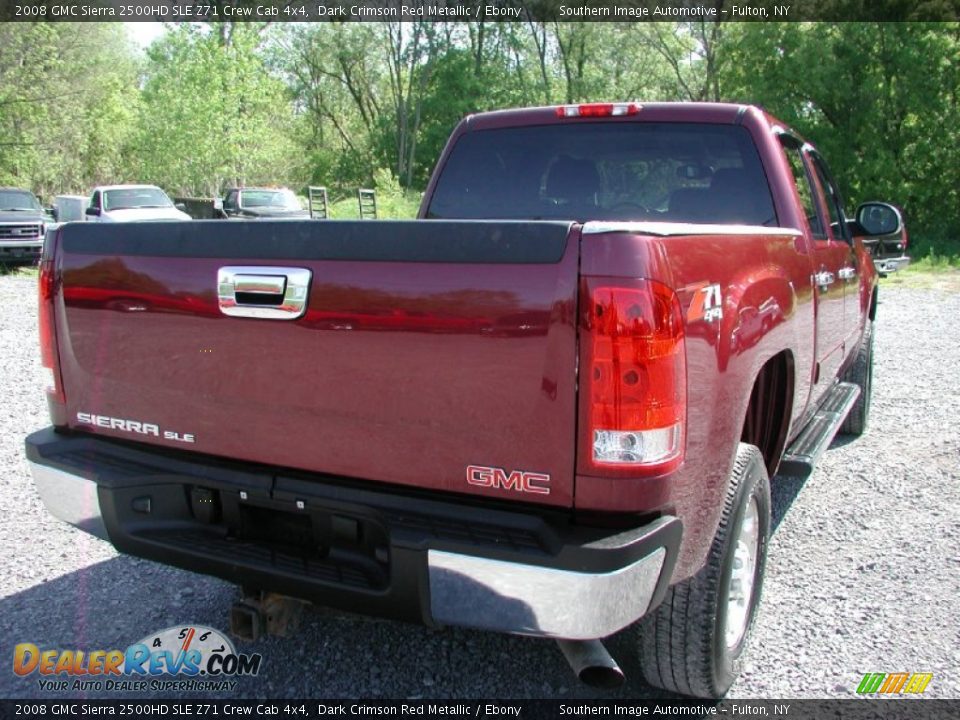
[13,625,262,692]
[856,672,933,694]
[685,282,724,323]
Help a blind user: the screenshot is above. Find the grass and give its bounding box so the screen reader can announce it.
[881,253,960,292]
[0,263,38,277]
[321,191,422,220]
[903,252,960,272]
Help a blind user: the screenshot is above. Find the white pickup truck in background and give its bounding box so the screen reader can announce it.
[83,184,192,223]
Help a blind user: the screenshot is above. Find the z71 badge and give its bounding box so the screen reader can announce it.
[686,282,724,323]
[466,465,550,495]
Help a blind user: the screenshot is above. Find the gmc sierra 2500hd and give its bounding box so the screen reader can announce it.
[27,103,900,698]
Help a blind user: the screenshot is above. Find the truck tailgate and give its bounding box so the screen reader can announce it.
[53,220,579,507]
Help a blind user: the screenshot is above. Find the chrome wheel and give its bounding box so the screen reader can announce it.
[725,495,759,649]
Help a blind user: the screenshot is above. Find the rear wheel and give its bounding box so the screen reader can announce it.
[841,321,874,436]
[638,443,771,698]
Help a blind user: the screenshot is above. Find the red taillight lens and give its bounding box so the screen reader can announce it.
[556,103,641,119]
[579,278,686,476]
[38,257,63,401]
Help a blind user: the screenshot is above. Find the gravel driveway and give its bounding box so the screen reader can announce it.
[1,268,957,700]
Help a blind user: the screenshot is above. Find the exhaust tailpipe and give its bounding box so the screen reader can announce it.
[557,639,625,689]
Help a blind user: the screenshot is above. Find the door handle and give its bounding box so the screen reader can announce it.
[814,271,835,290]
[838,266,857,281]
[218,266,312,319]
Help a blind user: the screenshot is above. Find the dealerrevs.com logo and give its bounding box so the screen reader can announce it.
[13,625,262,692]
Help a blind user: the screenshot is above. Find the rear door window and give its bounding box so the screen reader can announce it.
[781,141,826,239]
[809,152,849,241]
[427,123,777,226]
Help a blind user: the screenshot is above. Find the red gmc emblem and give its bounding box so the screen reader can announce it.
[466,465,551,495]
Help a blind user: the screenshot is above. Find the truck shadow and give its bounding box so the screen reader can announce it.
[771,435,854,532]
[0,554,686,701]
[771,472,808,532]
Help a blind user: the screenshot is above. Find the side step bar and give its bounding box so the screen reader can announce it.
[779,381,860,478]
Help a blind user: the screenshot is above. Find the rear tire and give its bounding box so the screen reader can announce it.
[638,443,771,698]
[841,321,873,436]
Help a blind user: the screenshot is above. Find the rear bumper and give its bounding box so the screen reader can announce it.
[0,237,43,258]
[26,428,680,640]
[874,255,910,274]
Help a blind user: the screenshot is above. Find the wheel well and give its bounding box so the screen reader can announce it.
[740,352,794,477]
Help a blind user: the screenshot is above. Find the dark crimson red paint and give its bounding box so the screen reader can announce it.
[45,103,878,581]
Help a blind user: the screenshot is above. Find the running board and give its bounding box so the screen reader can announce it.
[779,382,860,478]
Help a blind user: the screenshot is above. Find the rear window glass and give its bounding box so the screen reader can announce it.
[426,122,777,226]
[103,187,173,211]
[241,189,300,210]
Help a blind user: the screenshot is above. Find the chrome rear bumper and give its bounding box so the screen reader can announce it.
[428,523,671,639]
[875,255,910,273]
[29,460,108,540]
[27,428,680,640]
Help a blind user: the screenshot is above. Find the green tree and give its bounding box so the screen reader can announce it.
[724,22,960,254]
[135,24,297,196]
[0,23,139,198]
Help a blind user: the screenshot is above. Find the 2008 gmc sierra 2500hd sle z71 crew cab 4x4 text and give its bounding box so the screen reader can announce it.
[27,103,899,698]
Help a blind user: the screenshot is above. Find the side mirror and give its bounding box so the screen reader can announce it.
[49,206,59,222]
[85,207,101,217]
[855,202,902,236]
[175,202,188,212]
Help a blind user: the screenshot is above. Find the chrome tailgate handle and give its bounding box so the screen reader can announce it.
[218,266,312,319]
[233,274,286,295]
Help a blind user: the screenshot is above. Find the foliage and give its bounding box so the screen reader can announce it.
[324,170,422,220]
[723,22,960,256]
[3,20,958,257]
[907,248,960,270]
[0,23,139,200]
[135,24,298,196]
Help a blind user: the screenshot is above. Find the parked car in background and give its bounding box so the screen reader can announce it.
[85,185,191,223]
[52,195,90,224]
[0,187,47,264]
[214,187,310,220]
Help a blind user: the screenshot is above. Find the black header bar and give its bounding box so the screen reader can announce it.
[3,699,960,720]
[3,0,959,22]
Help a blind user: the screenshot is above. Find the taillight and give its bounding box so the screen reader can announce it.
[38,255,63,403]
[556,103,641,118]
[579,278,686,476]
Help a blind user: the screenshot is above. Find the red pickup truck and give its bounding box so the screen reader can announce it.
[27,103,901,698]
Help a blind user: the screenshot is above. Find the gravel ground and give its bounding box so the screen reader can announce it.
[0,268,957,700]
